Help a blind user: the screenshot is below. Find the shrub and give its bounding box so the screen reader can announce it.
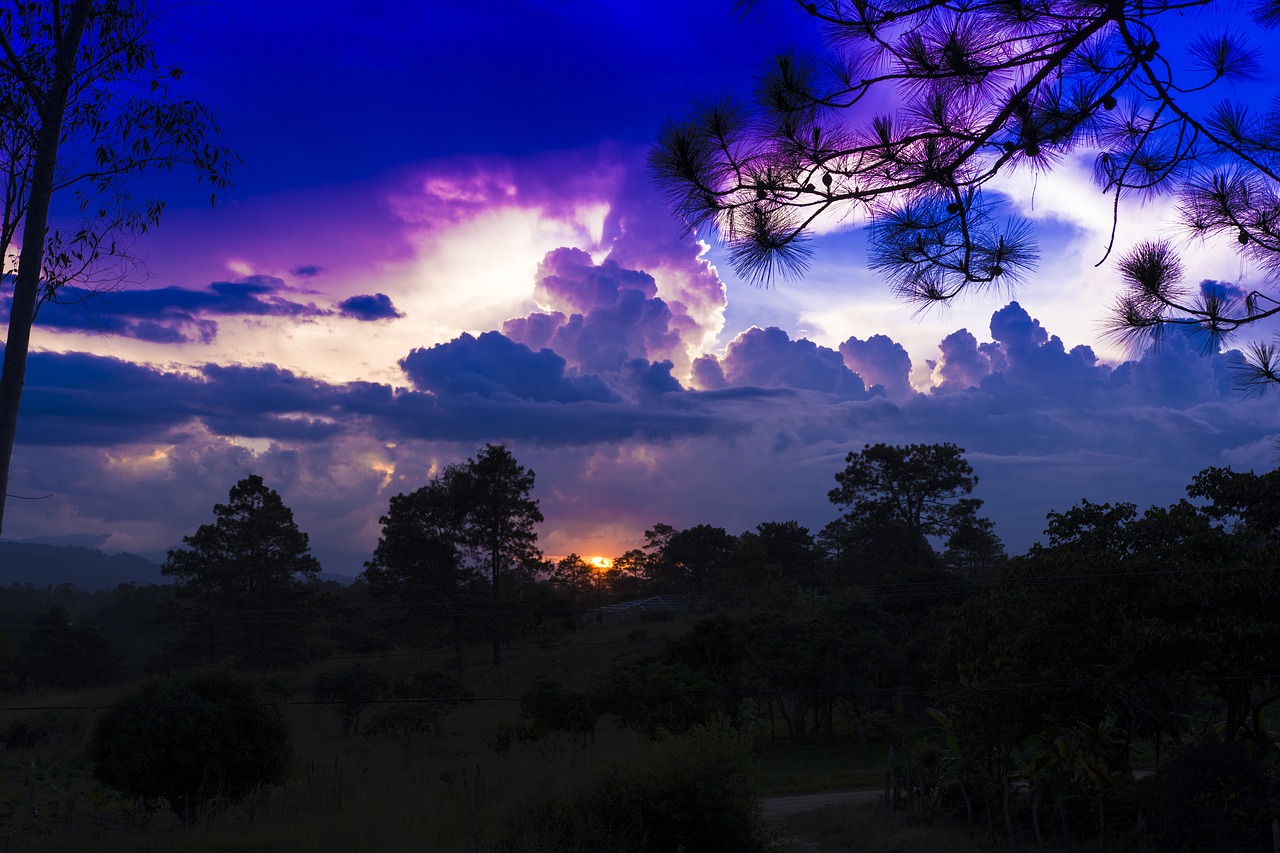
[85,665,291,824]
[496,720,778,852]
[1153,738,1271,852]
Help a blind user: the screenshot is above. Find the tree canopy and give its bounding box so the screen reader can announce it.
[828,442,984,567]
[360,444,542,665]
[163,474,321,671]
[651,0,1280,385]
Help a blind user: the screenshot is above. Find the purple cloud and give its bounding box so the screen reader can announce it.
[503,248,687,376]
[399,331,617,403]
[715,326,874,399]
[337,293,403,321]
[6,277,330,344]
[839,334,915,401]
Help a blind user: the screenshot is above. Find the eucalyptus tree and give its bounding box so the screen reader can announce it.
[0,2,233,532]
[652,0,1280,384]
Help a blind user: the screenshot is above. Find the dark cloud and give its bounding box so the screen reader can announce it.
[399,331,617,403]
[8,296,1280,576]
[292,264,327,278]
[1200,279,1250,303]
[719,326,875,400]
[4,277,330,344]
[337,292,403,321]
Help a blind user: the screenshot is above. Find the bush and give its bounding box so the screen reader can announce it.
[1153,738,1272,852]
[2,711,79,750]
[85,665,291,824]
[496,720,778,852]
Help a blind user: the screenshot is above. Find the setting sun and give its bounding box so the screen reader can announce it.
[587,556,613,571]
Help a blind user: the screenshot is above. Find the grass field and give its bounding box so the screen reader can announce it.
[0,613,924,851]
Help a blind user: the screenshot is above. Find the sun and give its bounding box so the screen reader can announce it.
[587,556,613,572]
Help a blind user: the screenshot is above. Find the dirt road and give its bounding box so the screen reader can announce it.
[761,789,880,820]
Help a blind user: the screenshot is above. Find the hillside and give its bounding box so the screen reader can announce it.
[0,542,165,591]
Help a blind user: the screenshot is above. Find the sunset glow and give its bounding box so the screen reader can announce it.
[0,0,1276,580]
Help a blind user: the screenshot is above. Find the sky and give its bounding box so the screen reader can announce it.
[3,0,1279,575]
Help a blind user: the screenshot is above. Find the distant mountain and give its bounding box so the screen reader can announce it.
[0,542,165,591]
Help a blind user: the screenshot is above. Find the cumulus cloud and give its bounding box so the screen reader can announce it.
[601,164,728,363]
[502,247,697,379]
[399,331,617,403]
[8,274,1280,577]
[838,334,915,401]
[714,326,876,399]
[927,302,1110,400]
[337,293,403,320]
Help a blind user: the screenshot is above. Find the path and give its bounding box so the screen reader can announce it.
[761,789,880,820]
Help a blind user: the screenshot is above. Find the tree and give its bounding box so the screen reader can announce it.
[828,442,983,568]
[364,670,472,768]
[162,474,322,672]
[0,2,234,532]
[361,467,482,655]
[311,663,387,737]
[549,553,597,603]
[86,665,290,825]
[458,444,542,665]
[651,0,1280,385]
[518,675,597,746]
[17,603,120,690]
[643,522,735,596]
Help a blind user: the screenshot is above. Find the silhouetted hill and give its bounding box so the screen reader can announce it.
[0,542,165,591]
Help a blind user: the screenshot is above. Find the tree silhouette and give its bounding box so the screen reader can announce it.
[361,467,481,654]
[829,442,982,567]
[0,2,234,532]
[458,444,542,665]
[652,0,1280,384]
[163,474,321,672]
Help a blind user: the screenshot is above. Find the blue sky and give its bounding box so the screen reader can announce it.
[2,0,1278,573]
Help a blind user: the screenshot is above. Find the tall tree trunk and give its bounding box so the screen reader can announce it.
[0,1,91,535]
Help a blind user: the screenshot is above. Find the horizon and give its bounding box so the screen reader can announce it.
[1,1,1277,575]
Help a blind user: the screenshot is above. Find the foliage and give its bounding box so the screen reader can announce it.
[935,465,1280,847]
[828,443,987,574]
[0,0,235,532]
[17,603,120,690]
[593,658,724,740]
[311,663,387,737]
[362,444,542,664]
[365,669,474,769]
[1153,739,1273,852]
[519,675,598,744]
[361,467,481,652]
[496,720,778,853]
[85,664,291,824]
[162,475,322,672]
[642,522,734,596]
[651,0,1280,385]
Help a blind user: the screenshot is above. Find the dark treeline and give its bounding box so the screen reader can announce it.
[2,442,1278,850]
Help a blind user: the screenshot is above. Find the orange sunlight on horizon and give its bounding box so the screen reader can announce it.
[588,556,613,572]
